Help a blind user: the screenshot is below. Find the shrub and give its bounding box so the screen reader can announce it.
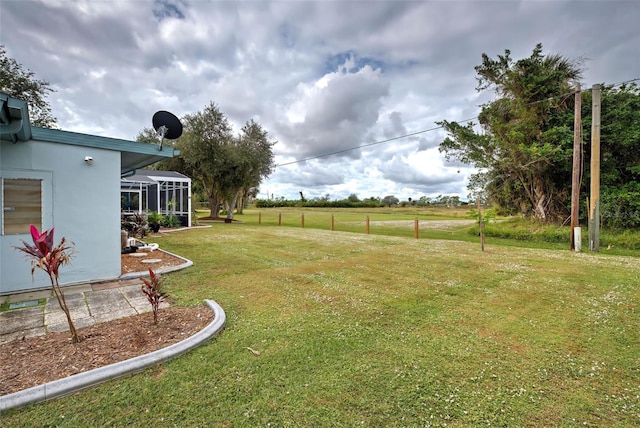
[15,225,80,343]
[141,268,167,324]
[163,213,182,228]
[122,213,149,238]
[600,183,640,229]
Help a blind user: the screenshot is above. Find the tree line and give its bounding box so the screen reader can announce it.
[255,194,466,208]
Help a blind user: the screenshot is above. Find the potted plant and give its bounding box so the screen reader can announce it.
[147,211,164,233]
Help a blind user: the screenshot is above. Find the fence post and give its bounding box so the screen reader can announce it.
[366,215,370,234]
[414,218,419,239]
[278,212,282,226]
[258,211,262,225]
[331,214,335,231]
[477,196,485,252]
[301,213,305,228]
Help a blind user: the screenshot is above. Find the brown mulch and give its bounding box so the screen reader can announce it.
[0,248,212,396]
[120,246,187,275]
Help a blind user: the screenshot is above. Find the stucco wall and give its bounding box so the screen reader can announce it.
[0,139,121,294]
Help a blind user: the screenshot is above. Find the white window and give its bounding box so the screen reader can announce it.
[2,178,42,235]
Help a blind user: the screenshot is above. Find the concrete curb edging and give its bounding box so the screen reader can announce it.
[0,299,225,412]
[120,248,194,281]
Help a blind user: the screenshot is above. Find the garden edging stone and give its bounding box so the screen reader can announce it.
[0,299,225,412]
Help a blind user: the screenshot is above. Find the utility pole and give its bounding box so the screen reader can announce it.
[570,83,581,250]
[589,84,601,251]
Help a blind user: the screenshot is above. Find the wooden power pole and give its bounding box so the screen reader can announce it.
[589,84,601,251]
[570,83,581,250]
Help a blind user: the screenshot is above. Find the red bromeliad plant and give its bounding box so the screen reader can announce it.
[141,268,167,324]
[16,225,80,343]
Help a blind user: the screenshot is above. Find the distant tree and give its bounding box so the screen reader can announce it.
[382,195,399,207]
[347,194,360,203]
[0,45,57,127]
[417,196,432,207]
[433,195,446,206]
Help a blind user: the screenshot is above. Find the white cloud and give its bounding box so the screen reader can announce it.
[278,59,389,162]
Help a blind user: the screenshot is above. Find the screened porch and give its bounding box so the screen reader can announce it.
[121,170,191,227]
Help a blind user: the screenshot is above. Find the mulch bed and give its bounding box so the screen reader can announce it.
[0,305,213,395]
[0,248,211,396]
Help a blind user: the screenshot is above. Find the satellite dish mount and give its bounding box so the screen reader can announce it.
[152,110,183,151]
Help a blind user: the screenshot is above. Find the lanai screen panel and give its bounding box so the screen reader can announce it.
[158,180,189,215]
[120,182,148,213]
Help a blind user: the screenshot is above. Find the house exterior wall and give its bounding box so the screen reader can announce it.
[0,139,121,294]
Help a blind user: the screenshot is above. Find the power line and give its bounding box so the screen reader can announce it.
[610,76,640,88]
[276,76,640,168]
[275,91,573,168]
[276,117,479,167]
[581,77,640,92]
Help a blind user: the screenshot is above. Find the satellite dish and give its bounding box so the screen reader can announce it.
[152,110,183,151]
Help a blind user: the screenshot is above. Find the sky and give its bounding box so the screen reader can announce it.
[1,0,639,202]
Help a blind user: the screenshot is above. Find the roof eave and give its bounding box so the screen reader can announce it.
[0,92,32,142]
[120,151,181,178]
[29,127,180,176]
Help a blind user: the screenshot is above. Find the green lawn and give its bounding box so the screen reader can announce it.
[209,207,481,242]
[2,221,639,426]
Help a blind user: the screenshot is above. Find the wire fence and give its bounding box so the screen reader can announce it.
[253,211,477,240]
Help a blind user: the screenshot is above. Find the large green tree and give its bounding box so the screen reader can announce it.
[234,119,276,216]
[0,45,57,128]
[438,43,582,221]
[178,102,234,218]
[147,103,275,219]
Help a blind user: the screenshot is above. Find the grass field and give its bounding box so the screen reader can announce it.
[228,207,640,255]
[2,216,640,426]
